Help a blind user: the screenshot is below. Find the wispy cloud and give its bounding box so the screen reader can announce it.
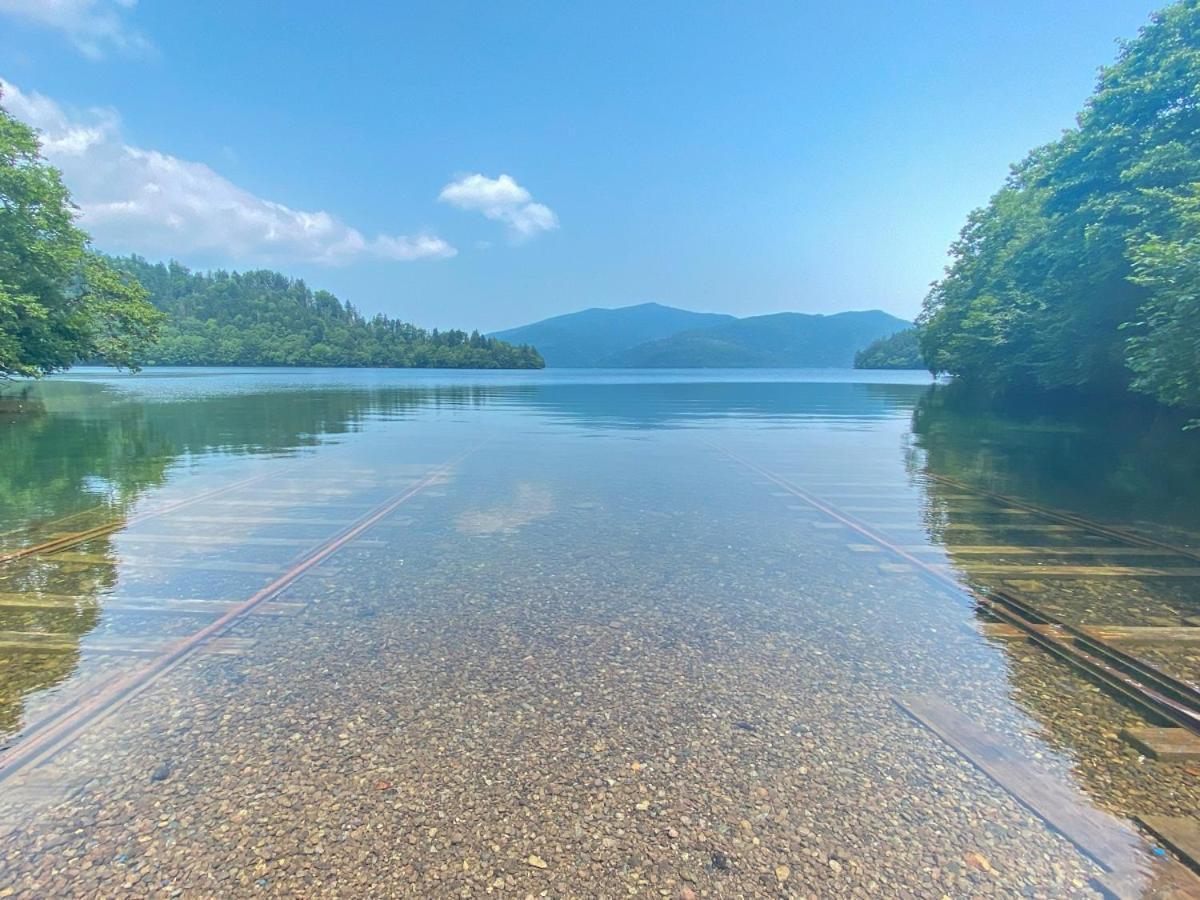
[1,80,456,265]
[0,0,150,59]
[439,173,558,241]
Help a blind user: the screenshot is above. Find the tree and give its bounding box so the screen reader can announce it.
[0,94,163,378]
[919,0,1200,413]
[1126,187,1200,414]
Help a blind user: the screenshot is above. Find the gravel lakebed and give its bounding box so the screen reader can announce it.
[0,436,1194,897]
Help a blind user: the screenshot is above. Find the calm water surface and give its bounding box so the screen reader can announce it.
[0,367,1198,897]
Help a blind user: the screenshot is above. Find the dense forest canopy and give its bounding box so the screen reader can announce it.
[107,256,544,369]
[0,98,163,377]
[854,328,923,369]
[919,0,1200,415]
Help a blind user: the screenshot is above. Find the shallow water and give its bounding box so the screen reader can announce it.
[0,368,1198,897]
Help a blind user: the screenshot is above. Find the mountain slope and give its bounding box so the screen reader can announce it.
[490,303,735,367]
[609,310,911,368]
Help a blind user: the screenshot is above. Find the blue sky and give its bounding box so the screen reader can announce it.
[0,1,1159,331]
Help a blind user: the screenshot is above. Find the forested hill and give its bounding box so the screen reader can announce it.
[854,328,923,369]
[919,1,1200,416]
[109,256,544,369]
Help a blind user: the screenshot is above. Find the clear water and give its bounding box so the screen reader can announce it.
[0,368,1197,897]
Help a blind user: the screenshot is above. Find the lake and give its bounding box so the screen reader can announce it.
[0,367,1198,897]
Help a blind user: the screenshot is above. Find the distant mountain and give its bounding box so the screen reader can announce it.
[609,310,912,368]
[490,303,735,368]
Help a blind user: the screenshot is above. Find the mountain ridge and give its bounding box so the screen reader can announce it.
[490,302,735,368]
[492,304,910,368]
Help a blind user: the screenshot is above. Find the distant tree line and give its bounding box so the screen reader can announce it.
[854,328,922,369]
[918,0,1200,419]
[109,256,544,369]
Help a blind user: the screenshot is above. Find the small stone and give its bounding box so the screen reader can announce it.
[775,864,790,882]
[964,852,996,875]
[527,854,548,869]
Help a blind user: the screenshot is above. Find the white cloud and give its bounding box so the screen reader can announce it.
[439,173,558,241]
[1,80,456,265]
[0,0,149,59]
